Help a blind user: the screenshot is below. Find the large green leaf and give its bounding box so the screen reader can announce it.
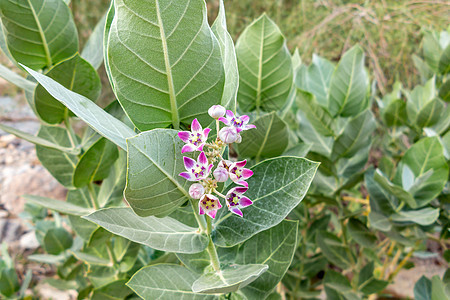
[23,195,93,216]
[43,227,73,255]
[237,112,289,160]
[302,54,334,107]
[0,63,35,91]
[391,208,439,226]
[0,0,78,69]
[316,231,352,270]
[237,220,298,299]
[0,269,19,297]
[91,280,133,300]
[415,98,445,129]
[382,99,407,128]
[35,54,101,124]
[374,170,415,208]
[439,44,450,75]
[324,270,360,300]
[212,0,238,110]
[81,13,107,70]
[67,188,98,240]
[331,110,376,161]
[414,276,432,300]
[357,262,388,295]
[107,0,224,130]
[347,218,377,248]
[396,137,448,207]
[73,138,118,188]
[84,207,209,253]
[127,264,215,299]
[296,110,333,157]
[296,89,335,137]
[423,30,441,71]
[23,65,136,150]
[212,157,318,247]
[406,77,436,124]
[328,45,368,117]
[35,125,78,188]
[125,129,194,217]
[236,14,293,112]
[192,264,268,294]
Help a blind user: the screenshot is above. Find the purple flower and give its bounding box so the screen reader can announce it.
[208,105,226,119]
[199,194,222,219]
[178,119,211,153]
[229,160,253,187]
[213,167,229,182]
[189,183,205,199]
[225,187,253,217]
[179,152,213,181]
[219,126,238,144]
[219,110,256,132]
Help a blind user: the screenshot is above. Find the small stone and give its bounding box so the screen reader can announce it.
[20,231,40,250]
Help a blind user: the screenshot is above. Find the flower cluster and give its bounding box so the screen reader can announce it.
[178,105,256,219]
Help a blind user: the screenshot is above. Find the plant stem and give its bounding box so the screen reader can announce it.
[63,111,78,149]
[190,199,206,232]
[216,119,220,137]
[206,217,221,272]
[88,183,100,210]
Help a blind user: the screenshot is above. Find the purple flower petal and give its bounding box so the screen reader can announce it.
[207,210,217,219]
[203,128,211,138]
[235,160,247,168]
[218,117,230,125]
[244,124,256,130]
[240,197,253,207]
[183,157,196,169]
[198,151,208,165]
[199,205,205,215]
[197,144,205,151]
[178,131,191,143]
[207,164,213,174]
[225,110,234,118]
[242,169,253,179]
[191,118,202,132]
[234,186,248,194]
[240,115,250,123]
[231,207,243,217]
[179,172,194,181]
[236,181,249,188]
[182,144,196,153]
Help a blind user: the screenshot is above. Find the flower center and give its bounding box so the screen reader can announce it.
[189,133,202,146]
[192,164,206,178]
[228,192,240,206]
[202,198,216,210]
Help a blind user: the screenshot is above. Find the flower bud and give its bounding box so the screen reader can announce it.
[235,133,242,144]
[189,183,205,199]
[213,167,229,182]
[208,105,226,119]
[219,126,238,144]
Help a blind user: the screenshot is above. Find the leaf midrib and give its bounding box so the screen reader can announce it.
[27,0,52,67]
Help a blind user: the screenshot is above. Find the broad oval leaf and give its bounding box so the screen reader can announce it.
[236,14,293,112]
[374,170,416,208]
[35,125,78,188]
[107,0,224,130]
[299,54,334,107]
[296,110,333,157]
[125,129,194,217]
[127,264,215,299]
[84,207,209,253]
[328,45,368,117]
[35,54,101,124]
[406,77,436,124]
[212,0,238,111]
[347,218,377,248]
[0,0,78,70]
[237,112,289,160]
[73,138,119,188]
[43,227,73,255]
[414,276,432,300]
[192,264,268,294]
[23,65,136,150]
[415,98,445,129]
[237,220,298,299]
[391,208,439,226]
[316,231,351,270]
[382,98,407,127]
[212,157,318,247]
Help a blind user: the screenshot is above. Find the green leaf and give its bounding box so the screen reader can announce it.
[296,90,335,136]
[431,275,449,300]
[176,246,238,275]
[0,63,35,91]
[72,246,110,266]
[324,270,352,293]
[127,264,215,299]
[303,54,334,107]
[97,151,127,208]
[84,207,209,253]
[297,110,333,157]
[391,208,440,226]
[213,157,318,247]
[81,13,107,70]
[237,112,289,160]
[103,0,115,87]
[0,268,19,297]
[237,220,298,299]
[406,77,436,124]
[236,14,293,112]
[440,79,450,102]
[22,65,136,150]
[368,212,392,232]
[0,123,79,154]
[125,129,193,217]
[374,170,415,208]
[0,0,78,70]
[35,125,78,188]
[43,227,73,255]
[281,142,311,158]
[107,0,224,130]
[212,0,238,110]
[423,30,442,71]
[382,99,407,127]
[397,137,449,207]
[91,280,132,300]
[415,98,445,129]
[73,138,119,188]
[439,44,450,75]
[316,231,352,269]
[23,195,93,216]
[413,55,434,83]
[328,45,368,117]
[358,262,388,295]
[192,264,268,294]
[331,110,376,161]
[35,54,101,124]
[347,218,377,248]
[67,188,98,240]
[415,276,432,300]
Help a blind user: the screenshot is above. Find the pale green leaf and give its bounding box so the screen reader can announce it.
[414,276,432,300]
[415,98,445,129]
[236,14,293,112]
[84,207,209,253]
[0,63,35,91]
[127,264,215,299]
[423,30,442,71]
[431,275,449,300]
[81,13,107,70]
[374,170,416,208]
[391,208,440,226]
[347,218,377,248]
[0,269,19,297]
[406,77,436,123]
[125,129,194,217]
[192,264,268,294]
[67,188,98,240]
[297,110,333,157]
[97,151,127,208]
[328,45,368,117]
[316,231,352,270]
[296,89,334,137]
[91,280,132,300]
[43,227,73,255]
[237,112,289,160]
[22,65,136,150]
[439,44,450,75]
[23,195,93,216]
[0,0,78,70]
[107,0,224,130]
[213,157,318,247]
[382,99,407,127]
[304,54,334,107]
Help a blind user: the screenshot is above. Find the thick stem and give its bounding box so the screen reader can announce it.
[63,111,78,149]
[190,199,206,232]
[206,217,221,272]
[88,183,100,210]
